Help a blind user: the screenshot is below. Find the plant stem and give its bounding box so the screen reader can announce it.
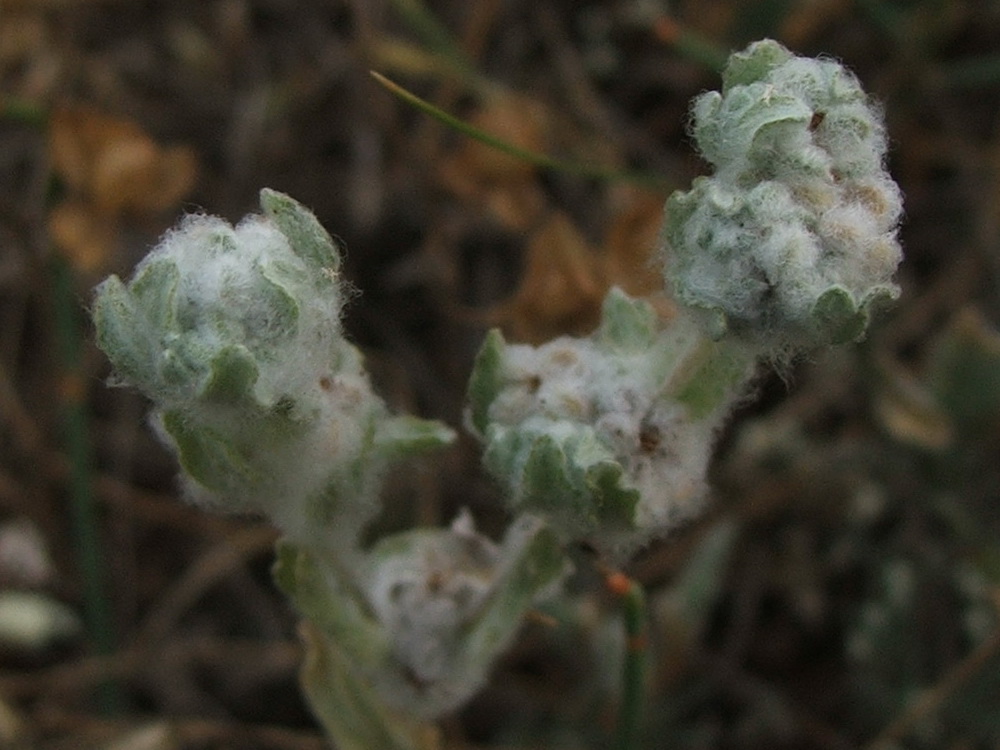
[298,621,439,750]
[657,313,756,420]
[52,257,123,714]
[606,571,648,750]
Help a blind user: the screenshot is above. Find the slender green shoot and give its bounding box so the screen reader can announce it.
[606,570,649,750]
[370,71,671,191]
[52,257,123,714]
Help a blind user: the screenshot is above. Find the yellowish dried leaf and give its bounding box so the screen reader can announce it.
[490,212,605,343]
[47,199,119,273]
[438,154,547,230]
[873,356,954,451]
[49,104,197,214]
[602,185,666,297]
[452,94,548,182]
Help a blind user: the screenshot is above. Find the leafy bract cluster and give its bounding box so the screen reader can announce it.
[275,512,565,721]
[467,289,754,560]
[94,189,453,546]
[662,39,903,353]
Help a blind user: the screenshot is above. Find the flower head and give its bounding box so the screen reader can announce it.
[275,511,567,719]
[93,190,453,542]
[467,289,752,560]
[662,39,903,353]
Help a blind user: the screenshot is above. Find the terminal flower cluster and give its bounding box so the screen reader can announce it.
[93,189,454,547]
[93,191,563,747]
[662,39,903,353]
[275,511,565,721]
[467,289,752,560]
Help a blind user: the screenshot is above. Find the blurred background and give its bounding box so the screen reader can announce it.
[1,1,1000,748]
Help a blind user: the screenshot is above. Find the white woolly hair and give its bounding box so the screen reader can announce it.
[120,207,391,542]
[663,39,903,354]
[135,211,347,413]
[484,313,748,560]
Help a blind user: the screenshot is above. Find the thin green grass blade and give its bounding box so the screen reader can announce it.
[53,257,123,714]
[370,71,671,191]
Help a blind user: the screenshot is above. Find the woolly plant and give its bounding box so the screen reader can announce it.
[92,38,902,750]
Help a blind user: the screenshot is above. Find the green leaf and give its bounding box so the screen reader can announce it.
[586,461,640,528]
[93,275,160,391]
[597,288,658,352]
[521,433,578,513]
[519,431,638,532]
[298,621,437,750]
[466,328,506,435]
[259,188,342,274]
[462,517,566,669]
[128,258,180,332]
[159,334,211,393]
[374,415,456,457]
[201,345,259,403]
[160,409,256,493]
[721,38,793,89]
[246,270,300,344]
[272,541,388,670]
[674,342,754,419]
[813,286,867,345]
[695,83,810,165]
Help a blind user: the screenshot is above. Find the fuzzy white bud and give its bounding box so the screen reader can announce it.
[662,39,903,353]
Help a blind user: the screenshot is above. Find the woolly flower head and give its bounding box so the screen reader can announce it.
[95,189,349,412]
[662,39,903,353]
[467,289,753,560]
[362,512,565,717]
[93,190,453,540]
[275,512,566,720]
